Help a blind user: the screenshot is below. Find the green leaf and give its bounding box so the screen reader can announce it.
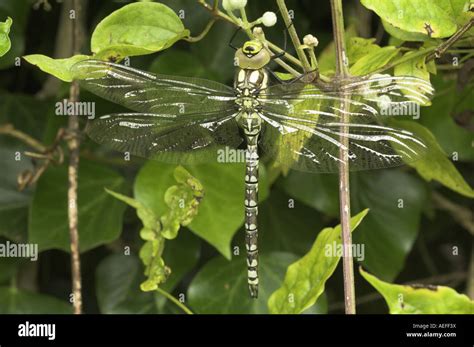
[383,19,431,41]
[190,21,237,83]
[23,54,90,82]
[107,167,202,292]
[350,46,400,76]
[0,144,33,242]
[258,188,325,255]
[0,92,52,140]
[346,37,381,62]
[29,159,127,252]
[419,75,474,161]
[91,2,189,61]
[360,0,459,38]
[0,17,12,57]
[160,230,200,292]
[438,0,474,27]
[282,169,427,281]
[134,162,269,259]
[360,268,474,313]
[267,209,369,314]
[394,50,430,81]
[393,50,431,105]
[97,232,200,314]
[96,254,156,314]
[318,26,357,75]
[188,252,298,314]
[280,172,339,217]
[149,50,218,80]
[0,257,23,284]
[352,170,427,280]
[0,286,72,313]
[389,120,474,198]
[0,0,28,69]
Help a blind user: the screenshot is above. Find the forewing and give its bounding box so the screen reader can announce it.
[71,59,237,115]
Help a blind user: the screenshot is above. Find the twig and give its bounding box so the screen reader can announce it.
[196,0,304,76]
[432,192,474,235]
[184,18,216,42]
[155,287,194,314]
[275,0,312,73]
[0,124,65,190]
[0,124,47,152]
[371,18,474,75]
[330,0,356,315]
[426,18,474,62]
[66,0,83,315]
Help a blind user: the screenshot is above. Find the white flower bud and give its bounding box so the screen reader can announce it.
[303,34,319,47]
[223,0,247,11]
[261,11,277,27]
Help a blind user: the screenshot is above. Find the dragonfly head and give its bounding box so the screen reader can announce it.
[235,40,271,70]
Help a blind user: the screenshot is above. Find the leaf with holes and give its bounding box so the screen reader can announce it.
[360,268,474,313]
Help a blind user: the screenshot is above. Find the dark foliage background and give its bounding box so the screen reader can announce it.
[0,0,472,314]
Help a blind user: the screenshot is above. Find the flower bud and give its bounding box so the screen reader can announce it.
[223,0,247,11]
[303,34,318,47]
[261,11,277,27]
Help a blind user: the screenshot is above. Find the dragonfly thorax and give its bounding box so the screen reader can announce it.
[234,68,267,137]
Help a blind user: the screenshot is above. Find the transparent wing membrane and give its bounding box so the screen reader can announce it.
[71,60,236,115]
[260,115,428,172]
[85,112,242,164]
[74,60,433,171]
[73,60,242,163]
[259,75,433,172]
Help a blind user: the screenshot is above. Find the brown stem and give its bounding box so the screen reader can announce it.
[331,0,356,315]
[0,124,47,152]
[66,0,83,315]
[432,192,474,236]
[370,19,474,76]
[426,18,474,62]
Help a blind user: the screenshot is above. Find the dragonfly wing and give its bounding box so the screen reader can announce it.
[71,60,237,115]
[259,114,428,173]
[259,76,433,173]
[86,111,243,164]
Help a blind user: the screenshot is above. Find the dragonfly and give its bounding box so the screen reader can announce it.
[71,40,433,299]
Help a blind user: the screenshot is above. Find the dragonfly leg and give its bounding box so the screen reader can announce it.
[245,138,260,299]
[228,27,242,51]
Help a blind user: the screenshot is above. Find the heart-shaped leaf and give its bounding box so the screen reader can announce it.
[29,159,127,252]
